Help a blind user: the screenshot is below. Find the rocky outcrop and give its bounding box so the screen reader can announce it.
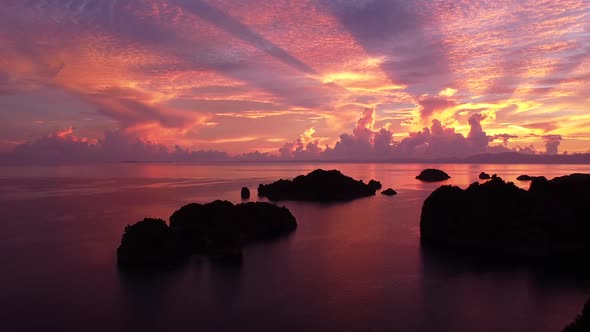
[420,174,590,263]
[416,169,451,182]
[117,218,186,269]
[117,201,297,269]
[381,188,397,196]
[516,174,532,181]
[257,169,382,202]
[241,187,250,199]
[516,175,547,181]
[479,172,491,180]
[564,299,590,332]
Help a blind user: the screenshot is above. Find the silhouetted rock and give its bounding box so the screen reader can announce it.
[381,188,397,196]
[420,174,590,264]
[415,169,451,182]
[516,174,548,182]
[479,172,491,180]
[241,187,250,199]
[257,169,382,202]
[117,218,186,269]
[169,200,297,254]
[117,201,297,269]
[564,298,590,332]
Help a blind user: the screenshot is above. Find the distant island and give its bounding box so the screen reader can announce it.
[415,169,451,182]
[420,173,590,264]
[381,188,397,196]
[258,169,383,202]
[117,200,297,269]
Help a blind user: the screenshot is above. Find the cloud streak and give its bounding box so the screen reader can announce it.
[0,0,588,158]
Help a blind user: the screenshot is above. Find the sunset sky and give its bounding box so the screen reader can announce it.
[0,0,589,162]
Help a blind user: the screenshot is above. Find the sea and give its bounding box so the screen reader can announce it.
[1,163,590,332]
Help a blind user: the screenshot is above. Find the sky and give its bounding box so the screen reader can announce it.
[0,0,589,163]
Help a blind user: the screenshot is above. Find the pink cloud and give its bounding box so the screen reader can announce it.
[418,96,457,122]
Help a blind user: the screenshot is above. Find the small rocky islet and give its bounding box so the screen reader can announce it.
[240,187,250,199]
[257,169,382,202]
[516,174,547,181]
[415,169,451,182]
[381,188,397,196]
[420,173,590,265]
[117,200,297,269]
[479,172,491,180]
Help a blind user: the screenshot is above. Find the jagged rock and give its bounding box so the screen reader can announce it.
[117,201,297,269]
[415,169,451,182]
[241,187,250,199]
[479,172,491,180]
[257,169,382,202]
[564,298,590,332]
[381,188,397,196]
[420,174,590,264]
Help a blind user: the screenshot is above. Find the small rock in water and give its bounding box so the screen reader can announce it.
[381,188,397,196]
[479,172,491,180]
[415,169,451,182]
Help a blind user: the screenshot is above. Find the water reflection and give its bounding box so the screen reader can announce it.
[2,163,590,331]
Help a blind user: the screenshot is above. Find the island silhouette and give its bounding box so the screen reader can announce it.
[420,173,590,265]
[381,188,397,196]
[479,172,491,180]
[415,169,451,182]
[257,169,383,202]
[117,200,297,269]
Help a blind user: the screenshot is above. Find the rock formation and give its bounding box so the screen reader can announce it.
[241,187,250,199]
[257,169,382,202]
[420,174,590,264]
[479,172,491,180]
[117,201,297,269]
[415,169,451,182]
[381,188,397,196]
[117,218,185,269]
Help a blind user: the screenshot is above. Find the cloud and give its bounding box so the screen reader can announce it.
[542,135,562,155]
[279,128,322,160]
[0,1,588,156]
[491,134,518,145]
[278,109,533,160]
[418,96,457,122]
[523,121,560,133]
[0,128,228,165]
[467,113,489,150]
[171,0,318,76]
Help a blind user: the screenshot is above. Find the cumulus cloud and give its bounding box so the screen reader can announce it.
[0,112,577,164]
[467,113,489,150]
[279,127,322,160]
[542,135,562,155]
[275,108,546,161]
[0,128,228,165]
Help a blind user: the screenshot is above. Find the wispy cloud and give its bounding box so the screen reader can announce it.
[0,0,588,159]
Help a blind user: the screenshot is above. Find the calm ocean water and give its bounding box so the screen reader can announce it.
[1,163,590,332]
